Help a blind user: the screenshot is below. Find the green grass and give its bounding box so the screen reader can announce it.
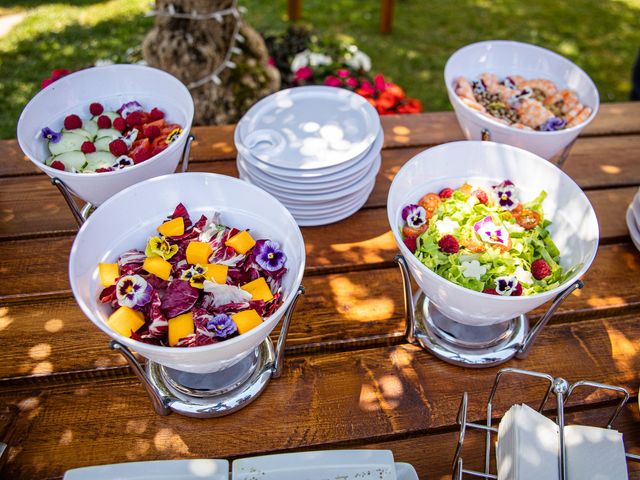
[1,0,639,138]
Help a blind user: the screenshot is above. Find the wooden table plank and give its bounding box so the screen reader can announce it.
[2,102,639,178]
[2,313,639,479]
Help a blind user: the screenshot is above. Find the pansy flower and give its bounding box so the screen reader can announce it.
[117,100,143,118]
[255,240,286,271]
[116,275,152,308]
[166,128,183,144]
[206,313,237,339]
[492,180,518,210]
[180,264,208,289]
[402,204,427,229]
[474,216,510,247]
[145,236,179,260]
[113,155,134,170]
[494,275,519,296]
[41,127,61,143]
[121,129,138,148]
[540,117,566,132]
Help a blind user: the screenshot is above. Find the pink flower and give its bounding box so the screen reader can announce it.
[294,66,313,81]
[336,69,350,78]
[359,81,375,96]
[374,74,387,92]
[346,77,358,88]
[324,75,342,87]
[268,57,276,66]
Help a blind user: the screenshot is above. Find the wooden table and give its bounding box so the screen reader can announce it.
[1,103,639,479]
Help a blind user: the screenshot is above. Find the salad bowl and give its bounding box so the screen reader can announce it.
[444,40,599,160]
[17,64,194,206]
[69,172,306,375]
[387,141,598,327]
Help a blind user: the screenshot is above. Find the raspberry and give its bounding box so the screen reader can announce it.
[403,236,417,253]
[126,111,144,128]
[109,139,128,156]
[132,148,151,164]
[89,102,104,116]
[80,141,96,153]
[112,117,126,132]
[531,259,551,280]
[474,189,488,204]
[511,283,523,296]
[50,160,65,171]
[149,107,164,121]
[64,114,82,130]
[97,115,112,129]
[482,288,498,295]
[439,187,454,199]
[144,125,161,140]
[95,167,112,173]
[438,234,459,253]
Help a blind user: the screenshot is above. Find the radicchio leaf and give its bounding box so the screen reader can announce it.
[99,285,116,303]
[202,280,252,307]
[142,289,168,338]
[161,280,199,318]
[170,203,193,230]
[118,249,146,276]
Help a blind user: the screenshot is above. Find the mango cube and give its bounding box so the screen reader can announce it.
[168,312,194,346]
[241,277,273,302]
[107,306,145,337]
[142,256,172,281]
[186,241,213,265]
[225,230,256,255]
[157,217,184,237]
[232,309,263,335]
[98,263,119,287]
[205,263,228,284]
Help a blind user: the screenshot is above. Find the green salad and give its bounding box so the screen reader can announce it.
[400,180,571,296]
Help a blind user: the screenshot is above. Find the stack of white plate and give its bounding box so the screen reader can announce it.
[626,188,640,252]
[234,86,382,227]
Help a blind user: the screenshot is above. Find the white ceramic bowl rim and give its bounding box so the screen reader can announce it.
[444,40,600,136]
[391,140,599,301]
[70,171,306,353]
[17,64,194,178]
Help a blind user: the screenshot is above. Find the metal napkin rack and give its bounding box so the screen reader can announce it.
[452,367,640,479]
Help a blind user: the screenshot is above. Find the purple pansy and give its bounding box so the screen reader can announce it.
[255,240,286,272]
[206,313,238,339]
[116,275,152,308]
[117,100,143,117]
[474,216,510,247]
[113,155,134,169]
[494,275,518,296]
[539,117,567,132]
[492,180,519,210]
[41,127,61,143]
[402,204,427,229]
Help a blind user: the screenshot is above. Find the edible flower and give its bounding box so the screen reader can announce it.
[514,266,534,285]
[145,236,178,260]
[112,155,134,169]
[166,128,182,144]
[121,129,139,149]
[206,313,237,339]
[41,127,61,143]
[116,275,152,308]
[435,217,459,235]
[494,275,519,296]
[474,216,510,247]
[255,240,286,271]
[180,264,207,289]
[492,180,518,210]
[540,117,567,132]
[402,204,427,229]
[460,260,487,280]
[117,101,143,118]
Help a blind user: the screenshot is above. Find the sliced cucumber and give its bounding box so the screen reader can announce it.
[63,128,92,140]
[48,132,86,156]
[83,119,98,137]
[84,152,116,172]
[96,128,121,140]
[94,136,113,151]
[54,151,87,171]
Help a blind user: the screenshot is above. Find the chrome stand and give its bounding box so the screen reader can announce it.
[395,255,583,368]
[110,286,304,418]
[51,133,195,227]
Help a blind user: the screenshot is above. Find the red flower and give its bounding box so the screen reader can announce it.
[41,69,71,89]
[323,75,342,87]
[385,83,405,100]
[397,98,422,114]
[336,69,350,78]
[294,66,313,82]
[377,91,397,110]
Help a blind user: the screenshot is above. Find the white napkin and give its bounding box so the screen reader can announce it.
[497,404,628,480]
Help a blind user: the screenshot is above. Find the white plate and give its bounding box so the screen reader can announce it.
[626,206,640,252]
[294,181,374,227]
[239,127,384,180]
[235,86,380,170]
[63,459,229,479]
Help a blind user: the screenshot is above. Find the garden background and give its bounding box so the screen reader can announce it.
[0,0,638,139]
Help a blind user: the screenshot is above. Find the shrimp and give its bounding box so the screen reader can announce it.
[566,106,592,128]
[455,77,475,101]
[480,73,500,93]
[505,75,525,88]
[461,97,486,113]
[544,89,581,113]
[513,123,534,130]
[494,84,518,104]
[519,79,558,98]
[516,98,554,128]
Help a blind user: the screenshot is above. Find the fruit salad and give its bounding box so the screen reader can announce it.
[41,101,183,173]
[401,180,569,296]
[98,204,287,347]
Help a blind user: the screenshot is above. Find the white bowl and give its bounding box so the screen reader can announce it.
[444,40,599,160]
[69,172,305,374]
[17,64,194,205]
[387,141,599,326]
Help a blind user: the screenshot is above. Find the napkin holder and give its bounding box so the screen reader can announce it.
[451,367,640,479]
